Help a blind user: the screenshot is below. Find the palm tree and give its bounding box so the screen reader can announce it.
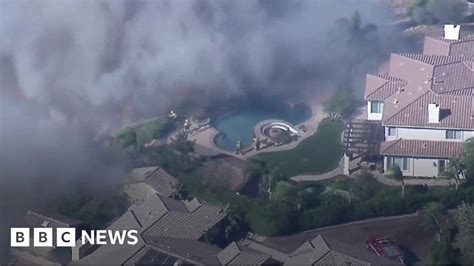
[335,11,377,44]
[422,202,447,242]
[245,158,274,198]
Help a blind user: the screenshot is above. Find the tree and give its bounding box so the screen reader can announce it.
[171,181,188,200]
[247,201,295,236]
[245,158,288,199]
[326,11,381,89]
[429,224,458,265]
[138,119,176,147]
[222,204,247,244]
[410,0,467,25]
[444,138,474,186]
[453,202,474,263]
[116,127,137,154]
[245,158,268,179]
[463,138,474,179]
[273,181,297,203]
[421,202,447,242]
[335,11,378,45]
[323,90,356,120]
[442,158,464,189]
[387,165,405,197]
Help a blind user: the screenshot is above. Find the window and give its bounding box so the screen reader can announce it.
[446,130,462,140]
[370,101,384,114]
[387,156,409,171]
[388,127,397,137]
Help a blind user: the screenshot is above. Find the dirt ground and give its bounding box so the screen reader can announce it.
[196,156,249,192]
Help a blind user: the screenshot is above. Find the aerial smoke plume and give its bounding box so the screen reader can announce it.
[1,0,406,128]
[0,0,409,261]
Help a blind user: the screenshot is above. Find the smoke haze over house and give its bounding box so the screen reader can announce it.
[0,0,412,261]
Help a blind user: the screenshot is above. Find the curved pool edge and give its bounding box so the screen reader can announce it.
[198,102,323,158]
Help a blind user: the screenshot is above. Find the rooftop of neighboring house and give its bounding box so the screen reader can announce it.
[217,242,276,265]
[241,233,398,265]
[124,236,223,265]
[141,196,226,240]
[125,166,178,197]
[76,193,226,265]
[364,28,474,130]
[251,212,434,264]
[23,210,83,229]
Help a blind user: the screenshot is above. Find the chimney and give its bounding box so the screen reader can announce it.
[72,238,96,261]
[444,25,460,40]
[428,103,440,123]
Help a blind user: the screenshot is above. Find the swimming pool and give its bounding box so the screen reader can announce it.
[213,103,312,151]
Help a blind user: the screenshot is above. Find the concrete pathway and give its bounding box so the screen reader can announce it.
[290,164,455,187]
[371,172,455,186]
[290,157,344,182]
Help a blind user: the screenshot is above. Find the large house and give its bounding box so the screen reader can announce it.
[74,193,227,264]
[364,26,474,178]
[10,211,85,264]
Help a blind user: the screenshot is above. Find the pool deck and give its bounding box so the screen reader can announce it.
[185,103,327,159]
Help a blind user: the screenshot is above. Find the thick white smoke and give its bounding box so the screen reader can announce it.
[1,0,400,131]
[0,0,408,261]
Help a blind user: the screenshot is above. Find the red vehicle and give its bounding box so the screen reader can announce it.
[366,236,404,263]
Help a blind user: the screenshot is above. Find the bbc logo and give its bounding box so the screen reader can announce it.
[11,228,76,247]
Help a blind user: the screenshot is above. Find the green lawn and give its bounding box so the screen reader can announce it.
[255,120,345,177]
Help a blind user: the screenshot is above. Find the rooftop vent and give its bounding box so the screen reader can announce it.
[444,25,460,40]
[428,103,440,123]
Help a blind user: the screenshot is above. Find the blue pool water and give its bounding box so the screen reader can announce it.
[214,104,312,151]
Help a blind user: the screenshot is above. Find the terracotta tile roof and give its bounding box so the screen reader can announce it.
[398,54,468,66]
[431,60,474,94]
[364,74,408,101]
[380,139,464,158]
[378,41,474,130]
[383,91,474,130]
[430,36,474,44]
[442,87,474,96]
[449,39,474,57]
[381,87,429,128]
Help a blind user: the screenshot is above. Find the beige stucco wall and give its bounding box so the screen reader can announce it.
[367,101,383,121]
[412,157,439,177]
[384,156,443,178]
